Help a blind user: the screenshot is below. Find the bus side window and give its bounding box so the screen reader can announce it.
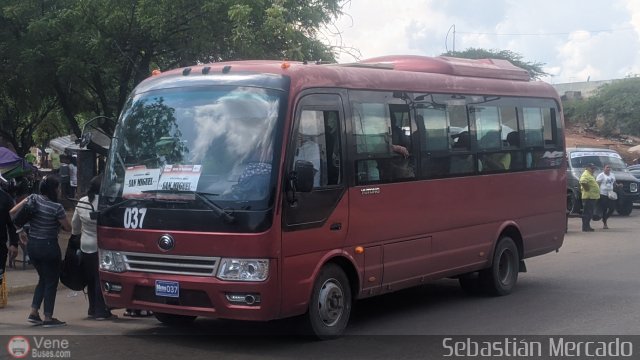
[523,106,562,168]
[292,110,342,188]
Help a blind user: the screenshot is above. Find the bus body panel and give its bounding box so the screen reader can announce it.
[341,167,565,297]
[280,192,351,318]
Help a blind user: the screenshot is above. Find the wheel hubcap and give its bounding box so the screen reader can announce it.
[498,250,513,285]
[317,278,344,326]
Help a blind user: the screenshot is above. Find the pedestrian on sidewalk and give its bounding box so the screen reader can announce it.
[1,177,19,286]
[71,175,116,321]
[10,175,71,327]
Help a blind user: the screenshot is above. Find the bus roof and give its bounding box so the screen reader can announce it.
[140,55,559,100]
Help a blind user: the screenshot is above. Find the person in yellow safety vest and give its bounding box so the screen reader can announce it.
[579,163,600,232]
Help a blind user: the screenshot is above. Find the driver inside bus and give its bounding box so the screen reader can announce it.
[229,147,272,200]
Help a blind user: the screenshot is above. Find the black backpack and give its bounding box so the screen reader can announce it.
[60,235,87,291]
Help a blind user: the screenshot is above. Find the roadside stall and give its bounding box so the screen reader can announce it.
[0,147,36,181]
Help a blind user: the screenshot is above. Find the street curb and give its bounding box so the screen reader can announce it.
[8,284,38,296]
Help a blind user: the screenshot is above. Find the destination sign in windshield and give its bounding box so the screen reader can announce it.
[122,165,202,198]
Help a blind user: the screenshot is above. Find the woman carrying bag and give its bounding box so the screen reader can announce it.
[71,175,116,320]
[596,164,622,229]
[10,175,71,328]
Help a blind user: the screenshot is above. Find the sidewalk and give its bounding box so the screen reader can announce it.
[5,229,71,296]
[5,262,41,296]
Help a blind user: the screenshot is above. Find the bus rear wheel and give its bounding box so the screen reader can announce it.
[480,236,519,296]
[306,263,352,339]
[154,312,197,326]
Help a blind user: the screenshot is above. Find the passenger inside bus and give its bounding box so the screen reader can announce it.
[479,131,510,171]
[450,131,474,174]
[506,131,524,170]
[389,110,415,179]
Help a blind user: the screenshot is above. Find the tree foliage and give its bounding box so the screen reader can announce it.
[0,0,343,156]
[563,77,640,136]
[442,48,549,80]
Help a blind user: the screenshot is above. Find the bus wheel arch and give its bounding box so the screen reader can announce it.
[497,226,524,264]
[305,258,357,339]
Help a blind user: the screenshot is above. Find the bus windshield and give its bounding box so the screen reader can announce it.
[102,86,284,208]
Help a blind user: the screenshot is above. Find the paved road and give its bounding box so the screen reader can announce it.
[1,213,639,358]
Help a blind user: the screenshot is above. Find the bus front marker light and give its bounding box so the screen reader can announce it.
[217,258,269,281]
[104,282,122,293]
[99,249,126,273]
[226,293,261,305]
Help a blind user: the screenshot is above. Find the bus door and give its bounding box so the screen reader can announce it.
[280,93,349,316]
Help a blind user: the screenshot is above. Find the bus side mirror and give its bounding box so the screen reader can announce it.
[294,160,315,193]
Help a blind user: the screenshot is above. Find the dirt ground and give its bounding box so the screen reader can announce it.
[564,124,640,164]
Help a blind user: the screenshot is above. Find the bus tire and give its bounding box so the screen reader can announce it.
[480,236,519,296]
[306,263,352,340]
[154,312,197,326]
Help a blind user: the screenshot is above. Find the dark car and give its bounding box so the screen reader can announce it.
[628,165,640,205]
[629,164,640,179]
[566,148,640,216]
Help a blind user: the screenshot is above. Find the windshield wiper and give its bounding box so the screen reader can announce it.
[95,198,143,220]
[141,190,235,223]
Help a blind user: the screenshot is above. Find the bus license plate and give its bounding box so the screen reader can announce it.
[155,280,180,298]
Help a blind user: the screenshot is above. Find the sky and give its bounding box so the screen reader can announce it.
[323,0,640,84]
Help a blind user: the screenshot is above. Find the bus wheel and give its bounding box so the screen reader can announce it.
[154,312,197,326]
[480,236,519,296]
[306,263,352,339]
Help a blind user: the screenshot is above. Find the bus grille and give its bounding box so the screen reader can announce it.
[123,252,220,276]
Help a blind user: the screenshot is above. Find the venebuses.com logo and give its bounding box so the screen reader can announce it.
[7,336,30,359]
[6,335,72,359]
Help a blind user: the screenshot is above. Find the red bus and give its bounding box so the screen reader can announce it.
[96,55,566,338]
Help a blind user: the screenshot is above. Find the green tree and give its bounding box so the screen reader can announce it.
[442,48,549,80]
[564,77,640,136]
[0,0,63,156]
[0,0,344,154]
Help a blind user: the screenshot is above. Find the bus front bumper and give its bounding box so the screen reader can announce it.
[99,268,280,322]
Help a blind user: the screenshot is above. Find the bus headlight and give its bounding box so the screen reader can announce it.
[99,249,126,273]
[217,258,269,282]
